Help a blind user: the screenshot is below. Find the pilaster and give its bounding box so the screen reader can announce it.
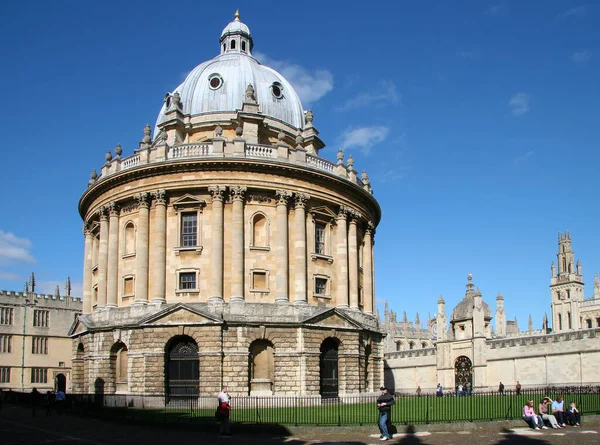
[97,206,109,308]
[336,206,349,308]
[150,190,167,304]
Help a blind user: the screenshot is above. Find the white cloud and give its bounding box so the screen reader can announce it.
[339,126,390,155]
[513,150,534,165]
[0,230,35,265]
[559,6,586,19]
[572,50,591,63]
[335,81,400,111]
[254,52,333,105]
[509,93,530,116]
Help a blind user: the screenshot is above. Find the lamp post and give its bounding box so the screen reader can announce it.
[20,298,37,391]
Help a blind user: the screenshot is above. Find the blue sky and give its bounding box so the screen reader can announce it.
[1,1,599,332]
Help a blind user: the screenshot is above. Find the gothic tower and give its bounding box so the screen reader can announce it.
[550,231,584,332]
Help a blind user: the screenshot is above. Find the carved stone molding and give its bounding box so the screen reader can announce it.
[337,205,351,219]
[120,203,138,215]
[107,202,120,217]
[275,190,292,206]
[151,189,167,206]
[365,221,375,236]
[311,253,334,264]
[348,209,362,222]
[247,194,272,203]
[135,192,150,209]
[294,193,310,209]
[83,222,91,236]
[208,185,226,202]
[230,186,247,202]
[97,205,109,221]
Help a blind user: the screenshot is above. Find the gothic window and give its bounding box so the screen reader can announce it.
[31,368,47,384]
[421,342,428,348]
[396,342,401,351]
[409,341,415,350]
[250,213,269,249]
[562,258,567,273]
[596,318,600,327]
[249,340,274,395]
[123,221,136,256]
[0,307,13,325]
[166,336,199,398]
[0,335,12,353]
[172,194,205,254]
[558,314,562,330]
[567,312,572,329]
[32,337,48,354]
[33,310,49,328]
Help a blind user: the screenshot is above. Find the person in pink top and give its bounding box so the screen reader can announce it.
[523,400,546,430]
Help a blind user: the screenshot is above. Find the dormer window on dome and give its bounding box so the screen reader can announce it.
[271,82,283,99]
[220,10,253,56]
[208,74,223,90]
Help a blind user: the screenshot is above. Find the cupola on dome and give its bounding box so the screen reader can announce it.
[155,11,305,134]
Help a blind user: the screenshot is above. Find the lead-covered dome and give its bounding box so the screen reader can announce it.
[155,12,305,134]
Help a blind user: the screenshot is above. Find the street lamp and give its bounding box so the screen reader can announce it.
[20,298,37,391]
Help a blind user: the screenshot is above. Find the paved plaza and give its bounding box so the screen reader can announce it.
[1,405,598,445]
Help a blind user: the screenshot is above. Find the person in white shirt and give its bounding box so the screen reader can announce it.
[218,386,230,404]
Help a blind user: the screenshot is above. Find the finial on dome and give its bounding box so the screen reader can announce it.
[337,147,344,163]
[115,143,122,157]
[295,133,304,148]
[347,154,354,169]
[234,9,240,20]
[105,150,112,163]
[215,125,223,137]
[305,109,314,125]
[278,131,285,142]
[235,126,243,137]
[143,123,152,143]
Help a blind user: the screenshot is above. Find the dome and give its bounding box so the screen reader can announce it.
[155,12,304,134]
[451,296,492,322]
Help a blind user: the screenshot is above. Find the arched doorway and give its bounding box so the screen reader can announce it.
[248,339,274,395]
[165,336,199,399]
[454,356,473,391]
[319,338,339,398]
[55,373,66,392]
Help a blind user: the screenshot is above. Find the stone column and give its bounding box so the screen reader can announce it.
[294,193,310,304]
[97,206,109,308]
[348,211,360,310]
[275,190,292,304]
[106,202,120,308]
[135,192,150,305]
[336,206,349,308]
[230,186,246,302]
[208,186,226,302]
[363,223,374,314]
[82,223,93,313]
[151,190,167,304]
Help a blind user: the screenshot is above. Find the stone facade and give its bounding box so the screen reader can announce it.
[70,13,384,397]
[384,233,600,393]
[0,277,82,392]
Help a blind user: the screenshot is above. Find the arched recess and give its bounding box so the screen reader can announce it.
[76,343,86,391]
[110,341,128,393]
[248,339,274,395]
[251,212,269,248]
[319,337,340,398]
[454,355,472,390]
[55,373,67,392]
[123,221,136,256]
[363,344,372,392]
[165,335,199,399]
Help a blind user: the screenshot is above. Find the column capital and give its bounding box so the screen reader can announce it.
[348,209,362,223]
[135,192,150,209]
[294,193,311,209]
[208,185,226,202]
[337,205,351,220]
[83,222,92,237]
[97,205,109,221]
[365,221,375,236]
[151,189,167,206]
[107,201,120,217]
[229,185,247,202]
[275,190,292,206]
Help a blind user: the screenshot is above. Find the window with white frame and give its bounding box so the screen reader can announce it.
[315,223,326,254]
[31,368,47,384]
[32,337,48,355]
[0,335,12,353]
[176,269,199,292]
[250,269,269,292]
[172,194,205,254]
[314,275,330,297]
[0,367,9,383]
[0,307,13,325]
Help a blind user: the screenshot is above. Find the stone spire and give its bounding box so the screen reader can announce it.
[29,272,35,293]
[594,273,600,298]
[437,294,447,341]
[65,276,72,297]
[543,312,549,333]
[415,312,420,328]
[495,292,506,337]
[54,285,60,298]
[465,273,475,296]
[528,314,533,334]
[24,282,29,294]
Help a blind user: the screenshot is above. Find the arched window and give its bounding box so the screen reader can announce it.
[251,213,269,248]
[320,338,339,398]
[223,43,226,52]
[562,257,567,273]
[558,313,563,330]
[249,340,274,395]
[409,341,415,350]
[421,342,427,348]
[396,342,402,351]
[363,344,371,392]
[241,40,246,52]
[454,356,472,390]
[165,336,199,399]
[231,40,236,50]
[111,342,128,393]
[567,312,572,329]
[123,222,135,256]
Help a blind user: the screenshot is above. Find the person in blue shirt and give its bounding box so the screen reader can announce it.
[551,396,567,427]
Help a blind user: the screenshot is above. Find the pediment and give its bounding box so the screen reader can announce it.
[171,194,206,212]
[302,308,362,330]
[139,304,221,326]
[309,205,337,223]
[69,317,89,337]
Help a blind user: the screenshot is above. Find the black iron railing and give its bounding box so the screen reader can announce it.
[3,385,600,426]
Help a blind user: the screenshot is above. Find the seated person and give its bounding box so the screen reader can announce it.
[567,401,581,427]
[538,398,560,428]
[551,397,567,427]
[523,400,546,430]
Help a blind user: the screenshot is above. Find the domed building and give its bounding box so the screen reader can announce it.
[70,12,383,399]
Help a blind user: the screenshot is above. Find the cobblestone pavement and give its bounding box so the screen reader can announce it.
[1,405,598,445]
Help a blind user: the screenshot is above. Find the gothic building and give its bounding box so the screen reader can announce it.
[70,12,383,398]
[384,232,600,392]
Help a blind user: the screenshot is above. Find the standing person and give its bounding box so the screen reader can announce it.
[44,391,53,416]
[436,383,443,397]
[55,389,66,415]
[523,400,546,430]
[31,388,40,417]
[218,386,230,404]
[551,396,567,427]
[539,397,560,428]
[515,381,522,395]
[216,398,231,436]
[498,382,505,395]
[416,386,421,397]
[376,386,395,441]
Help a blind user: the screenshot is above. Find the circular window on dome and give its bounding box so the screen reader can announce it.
[208,74,223,90]
[271,82,283,99]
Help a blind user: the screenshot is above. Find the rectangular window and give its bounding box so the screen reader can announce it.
[31,368,48,384]
[179,272,196,290]
[33,310,49,328]
[315,277,328,295]
[252,271,267,290]
[0,335,12,353]
[0,307,14,325]
[124,277,134,296]
[32,337,48,355]
[0,367,10,383]
[596,318,600,327]
[58,361,65,368]
[568,312,572,329]
[315,223,326,254]
[181,212,197,247]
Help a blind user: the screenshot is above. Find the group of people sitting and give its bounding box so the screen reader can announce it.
[523,396,581,430]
